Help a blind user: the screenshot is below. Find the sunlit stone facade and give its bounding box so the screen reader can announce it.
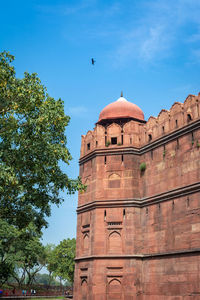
[74,94,200,300]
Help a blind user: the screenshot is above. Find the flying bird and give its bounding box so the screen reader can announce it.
[91,58,96,65]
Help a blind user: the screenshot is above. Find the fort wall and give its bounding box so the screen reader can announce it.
[74,93,200,300]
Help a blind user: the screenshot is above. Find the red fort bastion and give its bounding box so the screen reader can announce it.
[73,93,200,300]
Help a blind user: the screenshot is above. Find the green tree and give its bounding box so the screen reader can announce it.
[0,222,46,286]
[0,51,84,283]
[0,219,18,284]
[12,224,46,286]
[34,273,59,286]
[46,239,76,285]
[0,51,84,232]
[45,243,57,286]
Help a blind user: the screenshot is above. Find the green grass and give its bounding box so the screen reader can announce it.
[24,298,65,300]
[30,298,65,300]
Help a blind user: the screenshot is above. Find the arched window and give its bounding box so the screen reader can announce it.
[81,279,88,300]
[187,113,192,122]
[108,231,122,254]
[83,234,89,252]
[148,134,152,142]
[108,173,121,188]
[107,279,122,300]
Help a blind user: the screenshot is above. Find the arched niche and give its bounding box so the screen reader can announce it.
[184,94,196,108]
[108,231,122,254]
[107,123,122,145]
[146,116,157,129]
[123,120,138,133]
[169,102,183,129]
[184,95,198,121]
[94,124,105,148]
[123,120,140,146]
[108,173,121,189]
[157,109,170,135]
[81,279,88,300]
[107,278,122,300]
[83,234,89,252]
[85,130,94,153]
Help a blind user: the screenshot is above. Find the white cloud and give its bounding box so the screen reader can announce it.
[37,0,200,66]
[113,0,200,66]
[68,106,88,117]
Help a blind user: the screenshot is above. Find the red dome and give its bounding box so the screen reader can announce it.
[98,96,144,123]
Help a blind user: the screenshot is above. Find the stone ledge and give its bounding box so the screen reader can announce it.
[77,182,200,213]
[75,248,200,261]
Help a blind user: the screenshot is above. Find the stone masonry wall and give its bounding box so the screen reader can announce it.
[74,94,200,300]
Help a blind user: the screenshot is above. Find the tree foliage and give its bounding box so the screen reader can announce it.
[12,225,46,286]
[0,219,18,284]
[0,221,45,285]
[0,51,84,232]
[34,273,59,286]
[0,51,84,283]
[46,239,76,284]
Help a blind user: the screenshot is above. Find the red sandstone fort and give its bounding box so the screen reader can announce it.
[73,93,200,300]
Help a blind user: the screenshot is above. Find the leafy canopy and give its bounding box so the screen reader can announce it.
[0,220,45,285]
[46,238,76,284]
[0,51,84,232]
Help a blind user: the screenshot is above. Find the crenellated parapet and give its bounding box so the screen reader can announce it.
[141,93,200,145]
[80,93,200,157]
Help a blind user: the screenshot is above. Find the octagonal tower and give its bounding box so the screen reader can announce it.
[73,94,146,300]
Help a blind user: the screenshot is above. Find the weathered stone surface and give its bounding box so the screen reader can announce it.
[74,93,200,299]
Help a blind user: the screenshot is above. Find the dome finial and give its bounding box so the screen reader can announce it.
[121,91,123,97]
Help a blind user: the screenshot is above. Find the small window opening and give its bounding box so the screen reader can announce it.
[187,197,190,207]
[130,137,132,144]
[82,224,90,229]
[175,119,178,128]
[162,126,165,133]
[111,137,117,145]
[187,114,192,122]
[121,155,123,162]
[121,135,123,145]
[146,207,148,215]
[163,145,166,159]
[87,143,90,150]
[104,210,106,221]
[148,134,152,142]
[96,141,98,147]
[104,156,107,165]
[192,132,194,143]
[123,209,126,217]
[172,200,174,211]
[108,221,122,226]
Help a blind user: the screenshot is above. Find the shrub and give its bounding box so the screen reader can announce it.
[140,162,146,172]
[105,140,111,147]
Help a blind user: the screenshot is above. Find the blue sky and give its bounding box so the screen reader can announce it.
[1,0,200,245]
